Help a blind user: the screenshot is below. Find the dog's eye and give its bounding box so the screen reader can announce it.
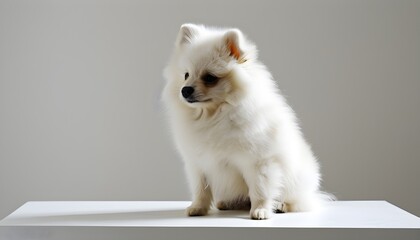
[184,72,189,80]
[202,73,219,85]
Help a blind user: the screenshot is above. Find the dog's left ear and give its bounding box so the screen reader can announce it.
[223,29,244,61]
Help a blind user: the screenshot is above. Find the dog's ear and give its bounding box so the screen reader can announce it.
[177,23,200,46]
[223,29,244,61]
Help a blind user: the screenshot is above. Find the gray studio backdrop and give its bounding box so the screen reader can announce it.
[1,0,419,219]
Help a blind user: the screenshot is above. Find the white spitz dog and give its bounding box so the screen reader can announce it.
[163,24,334,220]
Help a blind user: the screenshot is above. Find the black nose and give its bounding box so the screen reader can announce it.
[181,86,194,98]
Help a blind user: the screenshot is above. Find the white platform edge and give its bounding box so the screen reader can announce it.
[1,200,420,229]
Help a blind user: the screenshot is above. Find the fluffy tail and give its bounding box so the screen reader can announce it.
[280,191,336,213]
[313,191,337,211]
[318,191,337,202]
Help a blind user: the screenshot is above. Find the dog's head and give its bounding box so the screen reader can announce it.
[164,24,257,109]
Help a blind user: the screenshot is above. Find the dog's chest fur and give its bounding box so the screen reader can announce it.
[187,103,274,163]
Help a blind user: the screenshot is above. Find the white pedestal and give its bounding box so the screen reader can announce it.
[1,201,419,240]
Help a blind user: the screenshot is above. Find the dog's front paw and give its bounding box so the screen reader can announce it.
[250,207,272,220]
[186,205,209,216]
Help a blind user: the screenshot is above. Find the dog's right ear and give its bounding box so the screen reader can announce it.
[176,23,200,46]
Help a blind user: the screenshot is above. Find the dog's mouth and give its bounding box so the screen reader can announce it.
[186,98,212,104]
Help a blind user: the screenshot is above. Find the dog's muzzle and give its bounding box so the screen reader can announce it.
[181,86,197,103]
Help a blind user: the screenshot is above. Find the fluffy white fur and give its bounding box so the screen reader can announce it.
[163,24,334,220]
